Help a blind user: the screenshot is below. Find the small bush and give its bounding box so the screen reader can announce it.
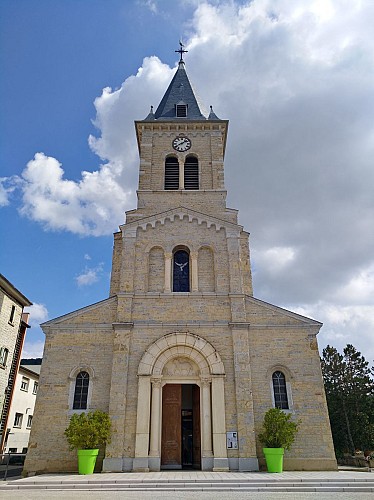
[259,408,300,450]
[64,410,111,450]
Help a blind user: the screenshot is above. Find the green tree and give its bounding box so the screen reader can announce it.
[321,344,374,456]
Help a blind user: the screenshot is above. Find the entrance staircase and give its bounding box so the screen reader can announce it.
[1,471,374,493]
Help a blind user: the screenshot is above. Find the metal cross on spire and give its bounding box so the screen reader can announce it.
[175,41,188,63]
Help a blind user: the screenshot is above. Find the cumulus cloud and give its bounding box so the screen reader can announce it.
[19,152,132,236]
[76,264,104,287]
[0,179,10,206]
[24,303,49,327]
[0,176,19,206]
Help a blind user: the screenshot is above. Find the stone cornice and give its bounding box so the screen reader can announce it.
[119,206,243,235]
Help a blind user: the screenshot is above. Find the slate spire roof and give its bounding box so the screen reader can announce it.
[143,46,222,122]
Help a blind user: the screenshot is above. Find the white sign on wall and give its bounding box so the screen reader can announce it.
[226,431,238,449]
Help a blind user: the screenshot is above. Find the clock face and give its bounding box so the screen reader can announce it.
[172,136,191,152]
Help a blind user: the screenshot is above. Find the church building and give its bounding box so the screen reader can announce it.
[24,48,337,474]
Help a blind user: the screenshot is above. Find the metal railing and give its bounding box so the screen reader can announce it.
[0,452,26,481]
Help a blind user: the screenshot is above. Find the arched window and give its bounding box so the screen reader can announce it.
[184,156,199,190]
[272,371,289,410]
[173,249,190,292]
[73,371,89,410]
[165,157,179,190]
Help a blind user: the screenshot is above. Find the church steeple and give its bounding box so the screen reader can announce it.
[144,43,208,121]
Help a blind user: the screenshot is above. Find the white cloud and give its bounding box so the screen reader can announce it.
[24,303,49,327]
[19,152,131,236]
[293,302,374,363]
[141,0,158,14]
[76,264,103,287]
[21,340,45,359]
[253,246,296,275]
[0,176,19,206]
[84,254,91,260]
[0,179,10,206]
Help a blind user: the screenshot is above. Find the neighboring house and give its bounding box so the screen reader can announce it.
[0,274,32,451]
[5,362,40,453]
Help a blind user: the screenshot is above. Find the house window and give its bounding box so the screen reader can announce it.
[176,103,187,117]
[164,157,179,190]
[32,381,38,394]
[184,156,199,190]
[173,249,190,292]
[73,371,90,410]
[26,415,33,428]
[272,371,289,410]
[21,377,30,391]
[9,305,16,324]
[0,347,9,367]
[14,413,23,428]
[22,447,28,454]
[8,448,17,453]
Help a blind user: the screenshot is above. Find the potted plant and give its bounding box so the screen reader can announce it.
[258,407,300,473]
[64,410,111,474]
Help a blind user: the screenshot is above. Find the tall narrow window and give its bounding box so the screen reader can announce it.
[9,305,16,324]
[21,377,30,391]
[184,156,199,190]
[14,413,23,427]
[0,347,9,366]
[272,371,289,409]
[173,250,190,292]
[165,157,179,190]
[73,371,89,410]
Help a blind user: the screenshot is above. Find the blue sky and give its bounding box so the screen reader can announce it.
[1,0,374,364]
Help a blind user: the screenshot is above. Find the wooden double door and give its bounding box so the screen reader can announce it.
[161,384,201,469]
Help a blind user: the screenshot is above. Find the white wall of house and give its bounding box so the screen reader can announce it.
[5,364,39,453]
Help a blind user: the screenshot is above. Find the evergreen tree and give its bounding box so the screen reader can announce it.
[321,344,374,456]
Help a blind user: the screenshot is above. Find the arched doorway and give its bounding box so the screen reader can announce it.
[133,332,228,472]
[161,383,200,469]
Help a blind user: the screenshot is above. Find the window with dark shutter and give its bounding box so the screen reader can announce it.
[176,104,187,117]
[184,156,199,190]
[165,157,179,190]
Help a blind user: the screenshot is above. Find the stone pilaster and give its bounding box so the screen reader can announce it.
[103,323,133,472]
[231,325,258,471]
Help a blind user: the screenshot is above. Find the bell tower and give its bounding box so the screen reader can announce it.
[134,52,230,218]
[110,47,253,298]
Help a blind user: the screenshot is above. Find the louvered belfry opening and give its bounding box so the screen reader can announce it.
[176,103,187,117]
[165,157,179,190]
[184,155,199,190]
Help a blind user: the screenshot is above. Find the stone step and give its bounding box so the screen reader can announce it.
[1,479,374,492]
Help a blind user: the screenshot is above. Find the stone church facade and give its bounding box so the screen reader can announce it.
[24,52,337,474]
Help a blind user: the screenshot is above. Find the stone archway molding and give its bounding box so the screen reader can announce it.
[131,332,228,473]
[138,332,225,376]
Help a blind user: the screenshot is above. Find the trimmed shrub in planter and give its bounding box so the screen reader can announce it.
[64,410,111,474]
